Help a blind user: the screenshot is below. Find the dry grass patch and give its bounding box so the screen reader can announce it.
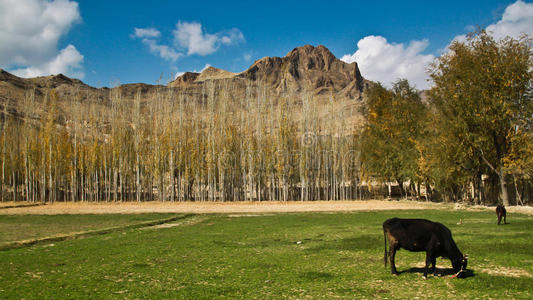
[148,215,208,229]
[0,200,446,215]
[480,266,533,278]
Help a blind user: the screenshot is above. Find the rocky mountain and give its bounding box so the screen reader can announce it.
[0,45,368,122]
[239,45,365,98]
[168,45,367,100]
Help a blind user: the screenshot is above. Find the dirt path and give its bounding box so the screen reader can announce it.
[0,214,194,251]
[0,200,449,215]
[0,203,45,210]
[1,200,532,215]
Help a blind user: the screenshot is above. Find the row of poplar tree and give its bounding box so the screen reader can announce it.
[0,68,362,203]
[1,31,532,205]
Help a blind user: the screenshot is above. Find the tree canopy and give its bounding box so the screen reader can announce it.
[429,31,533,205]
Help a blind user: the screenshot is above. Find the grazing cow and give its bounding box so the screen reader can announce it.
[496,205,507,225]
[383,218,468,279]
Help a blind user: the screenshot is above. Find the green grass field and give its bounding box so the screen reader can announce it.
[0,213,180,247]
[0,209,532,299]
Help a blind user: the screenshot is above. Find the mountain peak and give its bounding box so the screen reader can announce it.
[282,44,337,73]
[170,72,200,86]
[196,66,236,81]
[239,44,364,98]
[285,44,334,59]
[168,66,237,87]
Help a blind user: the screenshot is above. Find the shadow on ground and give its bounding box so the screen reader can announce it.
[398,267,475,278]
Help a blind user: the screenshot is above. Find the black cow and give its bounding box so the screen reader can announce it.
[383,218,468,279]
[496,205,507,225]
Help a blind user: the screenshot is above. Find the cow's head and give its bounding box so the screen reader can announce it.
[452,254,468,278]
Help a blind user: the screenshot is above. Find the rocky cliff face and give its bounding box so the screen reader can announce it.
[239,45,364,98]
[169,44,367,100]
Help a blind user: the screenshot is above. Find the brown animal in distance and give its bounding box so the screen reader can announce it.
[496,205,507,225]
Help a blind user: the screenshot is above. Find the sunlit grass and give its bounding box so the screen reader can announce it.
[0,210,531,299]
[0,213,178,246]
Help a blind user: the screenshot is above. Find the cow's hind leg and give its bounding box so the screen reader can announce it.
[424,236,439,279]
[423,252,433,279]
[431,255,437,275]
[389,241,399,275]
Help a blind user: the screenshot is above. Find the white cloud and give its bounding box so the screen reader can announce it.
[12,44,84,78]
[220,28,245,46]
[0,0,83,78]
[173,21,244,56]
[132,27,181,62]
[341,36,435,89]
[174,21,218,56]
[132,27,161,39]
[341,1,533,90]
[142,38,182,62]
[452,1,533,45]
[486,0,533,40]
[134,21,245,64]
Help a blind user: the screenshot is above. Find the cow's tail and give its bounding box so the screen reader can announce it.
[383,228,388,268]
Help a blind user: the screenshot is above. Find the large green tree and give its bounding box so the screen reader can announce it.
[429,31,533,206]
[361,79,426,196]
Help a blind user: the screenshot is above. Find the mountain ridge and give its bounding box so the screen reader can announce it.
[1,45,367,98]
[0,45,368,124]
[169,44,367,99]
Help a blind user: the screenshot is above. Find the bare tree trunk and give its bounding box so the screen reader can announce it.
[41,158,45,202]
[12,171,16,201]
[513,175,524,206]
[0,124,4,202]
[24,149,29,202]
[136,153,141,202]
[396,179,405,198]
[49,143,52,202]
[170,150,175,202]
[119,163,123,202]
[96,169,99,202]
[113,168,118,202]
[499,169,510,206]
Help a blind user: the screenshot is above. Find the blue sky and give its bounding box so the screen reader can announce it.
[1,0,532,89]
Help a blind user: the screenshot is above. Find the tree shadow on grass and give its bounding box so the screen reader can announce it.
[299,271,334,281]
[304,234,381,253]
[398,267,475,278]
